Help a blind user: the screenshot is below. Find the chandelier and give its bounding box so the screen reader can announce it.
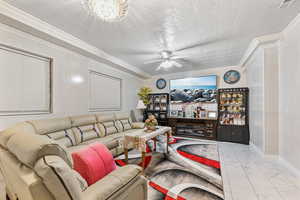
[83,0,128,22]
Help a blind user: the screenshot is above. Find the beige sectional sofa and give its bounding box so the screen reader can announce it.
[0,112,147,200]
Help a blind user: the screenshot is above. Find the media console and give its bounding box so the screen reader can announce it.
[167,117,218,140]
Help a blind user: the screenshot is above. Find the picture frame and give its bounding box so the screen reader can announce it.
[170,110,178,117]
[208,111,217,119]
[160,113,167,119]
[200,111,207,118]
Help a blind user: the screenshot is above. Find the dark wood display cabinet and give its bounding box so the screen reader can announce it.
[217,88,250,144]
[168,117,218,140]
[145,93,169,126]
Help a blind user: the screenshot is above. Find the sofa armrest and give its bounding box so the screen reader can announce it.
[131,122,145,129]
[83,165,147,200]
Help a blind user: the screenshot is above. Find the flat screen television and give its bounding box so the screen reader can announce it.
[170,75,217,103]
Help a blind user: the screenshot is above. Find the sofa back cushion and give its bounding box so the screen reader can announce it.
[71,115,101,144]
[115,112,133,132]
[35,155,84,200]
[96,113,119,136]
[72,142,116,186]
[28,118,76,148]
[7,133,73,168]
[0,122,36,149]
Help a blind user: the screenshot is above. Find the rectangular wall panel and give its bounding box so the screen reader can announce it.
[0,44,52,116]
[89,70,122,111]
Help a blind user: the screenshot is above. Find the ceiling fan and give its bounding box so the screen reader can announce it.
[144,50,186,71]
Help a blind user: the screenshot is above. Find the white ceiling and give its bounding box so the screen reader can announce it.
[3,0,300,75]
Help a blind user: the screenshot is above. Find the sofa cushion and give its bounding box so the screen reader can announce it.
[74,170,88,191]
[44,129,76,148]
[82,165,142,200]
[108,132,125,140]
[96,113,119,136]
[7,133,72,168]
[115,112,133,132]
[72,143,116,186]
[131,122,145,129]
[79,137,119,150]
[0,122,36,149]
[70,115,97,127]
[70,115,102,144]
[28,118,76,148]
[0,148,54,200]
[67,139,119,157]
[123,129,145,135]
[35,155,83,200]
[29,118,72,135]
[95,113,115,123]
[72,124,101,144]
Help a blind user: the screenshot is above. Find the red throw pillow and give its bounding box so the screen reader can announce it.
[72,142,117,186]
[89,143,117,174]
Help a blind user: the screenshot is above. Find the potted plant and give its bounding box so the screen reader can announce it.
[137,87,152,121]
[137,87,152,105]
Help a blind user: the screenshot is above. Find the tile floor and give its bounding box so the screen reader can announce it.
[219,142,300,200]
[0,142,300,200]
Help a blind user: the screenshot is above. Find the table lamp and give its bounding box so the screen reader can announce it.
[136,100,146,121]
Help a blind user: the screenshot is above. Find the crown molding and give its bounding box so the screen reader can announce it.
[0,1,151,79]
[282,12,300,36]
[240,12,300,68]
[239,33,282,67]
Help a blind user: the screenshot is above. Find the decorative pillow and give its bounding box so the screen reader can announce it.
[118,119,132,131]
[131,122,145,129]
[97,121,118,136]
[72,142,116,186]
[89,142,116,174]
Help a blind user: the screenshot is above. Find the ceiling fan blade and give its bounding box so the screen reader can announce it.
[155,65,162,71]
[175,43,204,52]
[174,38,225,52]
[143,59,163,64]
[173,61,183,68]
[171,55,189,60]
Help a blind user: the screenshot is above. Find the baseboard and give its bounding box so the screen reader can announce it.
[249,142,264,155]
[278,156,300,178]
[249,142,278,160]
[250,143,300,177]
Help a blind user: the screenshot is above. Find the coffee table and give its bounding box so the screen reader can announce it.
[123,126,172,170]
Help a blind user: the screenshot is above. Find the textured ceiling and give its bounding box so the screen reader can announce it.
[4,0,300,75]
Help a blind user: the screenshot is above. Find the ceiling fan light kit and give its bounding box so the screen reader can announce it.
[83,0,128,22]
[144,50,185,71]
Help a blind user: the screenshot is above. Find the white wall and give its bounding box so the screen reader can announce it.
[244,43,279,155]
[279,14,300,172]
[241,13,300,173]
[0,23,142,130]
[245,48,265,152]
[143,65,247,93]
